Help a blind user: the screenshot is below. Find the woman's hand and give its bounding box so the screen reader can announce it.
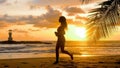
[55,32,58,36]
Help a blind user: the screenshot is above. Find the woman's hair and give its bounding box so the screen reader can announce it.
[59,16,67,29]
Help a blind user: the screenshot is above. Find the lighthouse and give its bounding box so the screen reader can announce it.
[8,30,13,42]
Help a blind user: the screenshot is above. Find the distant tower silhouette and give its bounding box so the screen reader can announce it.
[8,30,13,41]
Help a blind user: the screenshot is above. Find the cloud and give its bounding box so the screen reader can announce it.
[30,0,105,10]
[0,21,11,28]
[0,6,62,28]
[0,15,30,28]
[0,14,20,28]
[13,29,28,33]
[17,15,40,24]
[0,8,86,29]
[0,0,6,4]
[31,0,81,6]
[75,15,88,21]
[0,0,19,6]
[67,18,84,27]
[0,14,39,24]
[65,7,85,16]
[30,5,41,10]
[34,6,62,28]
[44,6,61,24]
[0,5,87,29]
[28,28,41,32]
[0,14,18,23]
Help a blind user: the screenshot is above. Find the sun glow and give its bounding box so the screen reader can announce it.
[75,27,86,39]
[66,25,87,41]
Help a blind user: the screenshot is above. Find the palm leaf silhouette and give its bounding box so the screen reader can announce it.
[86,0,120,41]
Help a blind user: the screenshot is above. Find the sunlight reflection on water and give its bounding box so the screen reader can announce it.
[0,42,120,59]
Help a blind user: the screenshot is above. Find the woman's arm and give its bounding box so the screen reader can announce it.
[55,32,58,36]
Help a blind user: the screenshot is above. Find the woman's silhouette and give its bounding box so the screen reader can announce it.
[54,16,73,64]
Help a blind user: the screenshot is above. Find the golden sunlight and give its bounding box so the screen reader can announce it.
[75,27,86,39]
[66,25,87,41]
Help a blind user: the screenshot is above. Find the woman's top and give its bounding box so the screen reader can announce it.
[55,25,65,37]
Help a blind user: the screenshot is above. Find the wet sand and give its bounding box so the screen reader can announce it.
[0,55,120,68]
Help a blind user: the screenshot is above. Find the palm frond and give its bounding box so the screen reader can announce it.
[86,0,120,42]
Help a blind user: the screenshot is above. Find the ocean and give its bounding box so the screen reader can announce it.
[0,41,120,59]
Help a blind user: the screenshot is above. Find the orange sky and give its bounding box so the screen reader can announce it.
[0,0,120,41]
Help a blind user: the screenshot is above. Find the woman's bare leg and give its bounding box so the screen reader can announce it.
[61,43,73,60]
[54,43,60,64]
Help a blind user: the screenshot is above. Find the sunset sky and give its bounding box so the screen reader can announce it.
[0,0,120,41]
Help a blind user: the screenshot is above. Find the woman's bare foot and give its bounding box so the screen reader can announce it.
[53,61,59,64]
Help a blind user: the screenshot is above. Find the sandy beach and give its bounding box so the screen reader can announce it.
[0,41,120,68]
[0,55,120,68]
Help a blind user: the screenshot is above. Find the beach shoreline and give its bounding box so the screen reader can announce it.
[0,55,120,68]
